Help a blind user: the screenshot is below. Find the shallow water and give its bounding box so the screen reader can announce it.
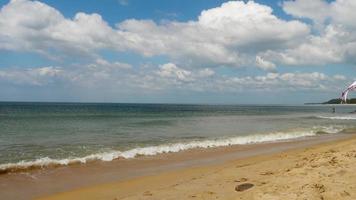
[0,102,355,171]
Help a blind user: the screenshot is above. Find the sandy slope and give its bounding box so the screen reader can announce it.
[41,136,356,200]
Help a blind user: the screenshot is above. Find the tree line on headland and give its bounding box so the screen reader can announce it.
[305,98,356,104]
[323,98,356,104]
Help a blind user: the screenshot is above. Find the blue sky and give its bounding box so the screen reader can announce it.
[0,0,355,103]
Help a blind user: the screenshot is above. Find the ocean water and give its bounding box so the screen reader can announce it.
[0,102,356,172]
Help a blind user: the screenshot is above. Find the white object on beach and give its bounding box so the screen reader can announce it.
[341,81,356,103]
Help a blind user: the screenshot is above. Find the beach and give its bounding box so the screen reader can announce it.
[0,133,354,199]
[1,0,356,199]
[38,134,356,200]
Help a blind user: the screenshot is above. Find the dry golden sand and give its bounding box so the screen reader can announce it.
[40,136,356,200]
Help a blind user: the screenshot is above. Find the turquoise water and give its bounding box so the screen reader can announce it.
[0,102,356,171]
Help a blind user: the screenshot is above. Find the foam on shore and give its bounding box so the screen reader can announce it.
[0,126,345,174]
[316,115,356,120]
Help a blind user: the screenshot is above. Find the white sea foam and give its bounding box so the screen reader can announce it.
[0,126,344,173]
[317,115,356,120]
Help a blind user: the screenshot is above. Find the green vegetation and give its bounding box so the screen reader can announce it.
[322,98,356,104]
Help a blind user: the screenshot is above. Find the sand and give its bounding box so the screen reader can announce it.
[39,135,356,200]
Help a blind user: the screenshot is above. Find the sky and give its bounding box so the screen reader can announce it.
[0,0,355,104]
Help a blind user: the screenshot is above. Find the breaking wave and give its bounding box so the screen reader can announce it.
[0,126,345,174]
[316,115,356,120]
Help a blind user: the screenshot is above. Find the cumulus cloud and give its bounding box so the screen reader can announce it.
[0,66,62,85]
[0,0,354,102]
[283,0,356,30]
[255,56,276,71]
[114,1,309,67]
[283,0,330,26]
[0,0,310,69]
[157,63,215,83]
[265,0,356,66]
[197,68,215,77]
[0,0,119,58]
[0,63,348,94]
[89,58,132,70]
[1,0,356,69]
[157,63,193,82]
[260,25,351,65]
[220,72,347,92]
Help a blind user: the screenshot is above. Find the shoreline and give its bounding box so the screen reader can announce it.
[0,125,347,174]
[41,133,356,200]
[0,133,353,200]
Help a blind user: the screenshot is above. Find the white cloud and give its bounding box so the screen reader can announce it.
[331,0,356,30]
[198,68,215,77]
[34,66,62,76]
[158,63,193,82]
[0,0,118,58]
[118,0,129,6]
[220,72,346,92]
[1,0,356,69]
[157,63,215,83]
[0,66,62,85]
[283,0,330,26]
[255,56,276,71]
[0,0,354,98]
[0,0,310,69]
[283,0,356,30]
[115,1,309,67]
[333,74,346,80]
[253,0,356,66]
[198,1,308,44]
[259,24,351,65]
[0,63,348,94]
[89,58,132,70]
[275,0,356,66]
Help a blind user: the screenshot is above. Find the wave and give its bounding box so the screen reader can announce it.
[316,115,356,120]
[0,126,344,174]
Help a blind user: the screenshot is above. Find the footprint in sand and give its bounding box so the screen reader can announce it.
[257,181,268,186]
[234,177,248,182]
[341,190,351,197]
[328,156,338,165]
[235,183,254,192]
[313,184,326,193]
[143,191,153,196]
[260,171,274,175]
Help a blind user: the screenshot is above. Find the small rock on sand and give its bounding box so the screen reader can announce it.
[235,183,254,192]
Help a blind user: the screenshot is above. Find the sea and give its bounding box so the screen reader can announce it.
[1,102,356,172]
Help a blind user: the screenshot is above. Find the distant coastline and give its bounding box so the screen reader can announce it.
[305,98,356,105]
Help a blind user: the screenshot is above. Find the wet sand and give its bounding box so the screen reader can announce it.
[0,133,354,200]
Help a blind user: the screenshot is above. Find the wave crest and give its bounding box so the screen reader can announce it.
[0,126,344,174]
[317,115,356,120]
